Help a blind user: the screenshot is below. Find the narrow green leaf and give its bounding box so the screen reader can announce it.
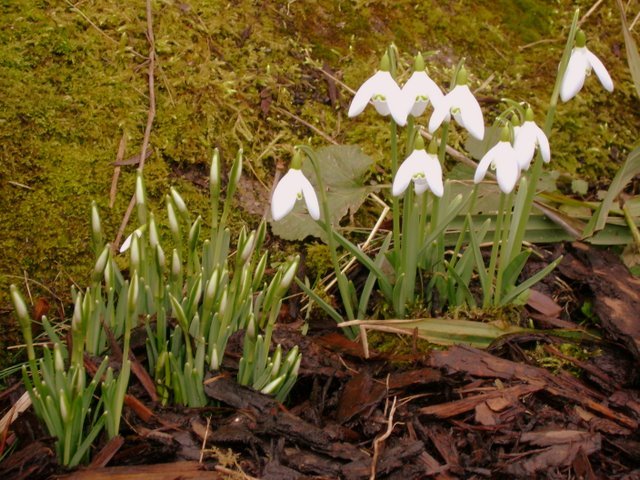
[294,277,343,325]
[617,0,640,99]
[500,255,563,305]
[589,146,640,235]
[500,249,531,294]
[357,232,392,318]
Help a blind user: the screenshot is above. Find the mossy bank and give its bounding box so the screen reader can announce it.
[1,0,637,369]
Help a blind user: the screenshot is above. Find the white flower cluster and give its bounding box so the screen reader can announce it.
[270,32,613,220]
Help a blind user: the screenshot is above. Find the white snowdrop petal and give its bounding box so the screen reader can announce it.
[474,149,495,184]
[271,171,298,221]
[454,86,484,140]
[392,151,422,196]
[414,178,429,195]
[586,50,614,92]
[560,48,588,102]
[424,154,444,197]
[300,176,321,220]
[495,156,520,194]
[428,100,450,133]
[536,127,551,163]
[348,71,386,117]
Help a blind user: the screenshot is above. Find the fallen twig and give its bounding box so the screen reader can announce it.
[113,0,157,251]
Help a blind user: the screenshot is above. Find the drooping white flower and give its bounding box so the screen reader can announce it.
[560,30,613,102]
[400,53,444,119]
[429,66,484,140]
[119,225,146,253]
[474,126,520,194]
[271,153,320,221]
[392,137,443,197]
[348,54,406,126]
[513,107,550,171]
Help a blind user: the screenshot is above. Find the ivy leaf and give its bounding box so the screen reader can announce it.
[270,145,378,242]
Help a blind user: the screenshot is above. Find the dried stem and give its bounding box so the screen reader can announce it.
[113,0,157,251]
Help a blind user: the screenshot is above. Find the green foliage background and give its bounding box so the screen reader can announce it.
[0,0,638,368]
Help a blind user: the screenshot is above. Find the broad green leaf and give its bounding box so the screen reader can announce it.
[270,145,379,241]
[464,125,501,161]
[571,179,589,196]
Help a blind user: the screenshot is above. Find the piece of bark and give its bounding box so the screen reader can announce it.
[424,424,460,470]
[58,461,222,479]
[0,440,55,480]
[475,402,498,426]
[429,345,638,430]
[258,410,367,462]
[336,370,386,423]
[527,288,562,317]
[559,242,640,359]
[573,406,633,436]
[573,446,597,480]
[88,435,124,468]
[387,368,442,389]
[341,440,424,480]
[262,461,304,480]
[503,430,601,476]
[420,383,541,418]
[203,374,278,414]
[282,447,342,477]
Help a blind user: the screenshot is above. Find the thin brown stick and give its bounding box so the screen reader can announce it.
[370,396,399,480]
[272,106,338,145]
[109,133,127,208]
[113,0,157,251]
[579,0,605,26]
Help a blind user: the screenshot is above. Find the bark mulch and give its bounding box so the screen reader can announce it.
[1,242,639,479]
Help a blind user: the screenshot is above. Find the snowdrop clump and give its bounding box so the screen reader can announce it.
[269,12,613,319]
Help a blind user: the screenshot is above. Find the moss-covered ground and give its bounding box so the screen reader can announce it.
[0,0,638,369]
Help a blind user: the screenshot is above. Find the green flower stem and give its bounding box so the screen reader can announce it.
[405,116,416,155]
[398,186,419,316]
[418,189,429,247]
[437,123,449,165]
[494,190,515,305]
[485,192,506,308]
[302,146,355,321]
[448,186,477,272]
[511,9,580,256]
[390,118,400,254]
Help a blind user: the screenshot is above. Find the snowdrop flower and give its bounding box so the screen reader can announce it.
[513,107,550,171]
[392,137,443,197]
[560,30,613,102]
[120,225,146,253]
[474,126,520,194]
[429,66,485,140]
[271,151,320,221]
[400,53,444,119]
[348,53,407,126]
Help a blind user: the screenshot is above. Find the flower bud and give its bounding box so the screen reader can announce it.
[10,285,29,324]
[167,196,179,237]
[170,187,188,218]
[54,344,65,372]
[210,149,220,192]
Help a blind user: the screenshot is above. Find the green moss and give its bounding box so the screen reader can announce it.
[0,0,636,370]
[304,242,333,279]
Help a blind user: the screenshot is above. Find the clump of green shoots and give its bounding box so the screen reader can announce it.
[10,286,114,467]
[10,148,303,466]
[116,149,301,407]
